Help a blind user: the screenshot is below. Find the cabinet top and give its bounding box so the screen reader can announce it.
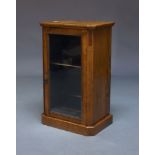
[40,21,114,29]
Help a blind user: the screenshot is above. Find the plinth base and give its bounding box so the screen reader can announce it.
[42,114,113,136]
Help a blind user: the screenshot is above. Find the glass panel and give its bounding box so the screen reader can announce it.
[49,34,82,118]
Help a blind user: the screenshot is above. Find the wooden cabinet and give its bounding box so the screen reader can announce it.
[40,21,114,135]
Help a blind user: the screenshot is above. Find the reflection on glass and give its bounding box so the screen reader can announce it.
[49,34,82,118]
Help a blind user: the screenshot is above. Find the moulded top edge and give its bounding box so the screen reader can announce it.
[40,20,115,29]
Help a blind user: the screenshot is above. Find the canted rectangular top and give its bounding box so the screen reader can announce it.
[40,20,114,29]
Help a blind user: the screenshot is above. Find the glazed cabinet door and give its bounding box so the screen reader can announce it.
[42,28,87,123]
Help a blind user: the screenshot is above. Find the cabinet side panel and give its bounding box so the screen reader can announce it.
[92,27,112,123]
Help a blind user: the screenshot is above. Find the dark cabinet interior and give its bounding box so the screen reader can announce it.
[49,34,82,118]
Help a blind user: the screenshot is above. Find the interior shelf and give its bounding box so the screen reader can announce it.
[52,106,81,118]
[52,62,81,69]
[70,95,81,98]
